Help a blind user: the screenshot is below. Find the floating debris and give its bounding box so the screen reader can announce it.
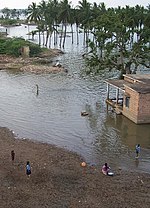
[81,111,89,116]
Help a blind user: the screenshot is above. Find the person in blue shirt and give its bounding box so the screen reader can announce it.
[26,161,31,176]
[135,144,141,158]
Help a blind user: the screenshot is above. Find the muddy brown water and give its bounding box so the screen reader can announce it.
[0,24,150,174]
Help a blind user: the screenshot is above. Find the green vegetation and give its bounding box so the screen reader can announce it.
[0,37,44,57]
[0,8,26,20]
[25,0,150,76]
[0,18,19,26]
[85,4,150,77]
[0,1,149,76]
[0,8,26,25]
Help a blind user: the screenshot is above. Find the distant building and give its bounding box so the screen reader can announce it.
[105,74,150,124]
[0,26,6,32]
[0,26,7,36]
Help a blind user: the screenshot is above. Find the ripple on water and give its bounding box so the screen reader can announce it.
[0,45,150,173]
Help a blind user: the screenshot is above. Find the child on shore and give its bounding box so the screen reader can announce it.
[102,163,110,175]
[11,150,15,161]
[26,161,31,177]
[135,144,141,158]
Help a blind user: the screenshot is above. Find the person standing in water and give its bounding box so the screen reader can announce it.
[135,144,141,158]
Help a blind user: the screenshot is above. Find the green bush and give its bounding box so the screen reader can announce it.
[29,43,43,57]
[4,37,26,56]
[0,37,43,57]
[0,38,7,54]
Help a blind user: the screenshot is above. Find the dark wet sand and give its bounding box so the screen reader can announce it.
[0,127,150,208]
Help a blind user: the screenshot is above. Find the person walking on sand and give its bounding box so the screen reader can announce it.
[11,150,15,161]
[26,161,31,177]
[135,144,141,158]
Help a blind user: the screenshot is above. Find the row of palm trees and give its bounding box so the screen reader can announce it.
[1,1,149,74]
[27,0,72,48]
[27,0,106,48]
[0,8,26,19]
[26,1,149,46]
[26,0,150,74]
[1,1,149,50]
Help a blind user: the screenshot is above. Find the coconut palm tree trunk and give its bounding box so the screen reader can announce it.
[62,22,67,48]
[38,30,41,46]
[59,24,64,48]
[76,24,79,45]
[71,24,73,44]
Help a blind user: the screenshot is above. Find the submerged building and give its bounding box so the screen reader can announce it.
[105,74,150,124]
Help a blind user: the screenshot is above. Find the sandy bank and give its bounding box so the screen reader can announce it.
[0,127,150,208]
[0,49,66,74]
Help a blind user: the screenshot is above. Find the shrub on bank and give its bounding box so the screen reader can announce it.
[0,37,44,57]
[0,38,7,54]
[29,43,43,57]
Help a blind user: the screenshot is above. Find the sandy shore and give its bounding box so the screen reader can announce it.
[0,127,150,208]
[0,50,66,73]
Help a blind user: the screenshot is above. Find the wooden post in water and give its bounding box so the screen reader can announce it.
[106,83,110,111]
[36,84,39,96]
[106,83,110,100]
[116,88,119,104]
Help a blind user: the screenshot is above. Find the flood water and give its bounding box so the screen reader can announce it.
[0,24,150,173]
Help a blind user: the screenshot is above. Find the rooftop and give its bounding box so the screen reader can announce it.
[123,74,150,85]
[105,74,150,94]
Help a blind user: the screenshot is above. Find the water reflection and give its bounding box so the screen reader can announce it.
[80,101,150,172]
[135,158,140,168]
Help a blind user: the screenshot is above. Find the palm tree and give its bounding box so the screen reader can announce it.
[27,2,42,45]
[69,8,76,44]
[58,0,71,48]
[74,8,80,45]
[78,0,91,45]
[38,0,48,46]
[1,7,11,19]
[27,2,41,23]
[46,0,60,47]
[11,9,17,19]
[51,0,59,46]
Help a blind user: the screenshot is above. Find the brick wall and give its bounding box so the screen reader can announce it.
[123,87,150,124]
[137,93,150,123]
[123,87,139,123]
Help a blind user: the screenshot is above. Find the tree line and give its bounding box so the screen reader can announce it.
[0,0,150,76]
